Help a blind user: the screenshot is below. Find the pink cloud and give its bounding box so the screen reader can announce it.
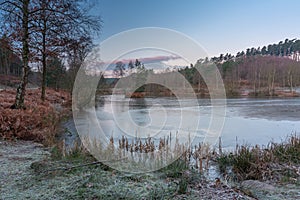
[110,55,182,64]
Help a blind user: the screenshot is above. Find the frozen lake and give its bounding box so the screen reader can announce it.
[74,95,300,150]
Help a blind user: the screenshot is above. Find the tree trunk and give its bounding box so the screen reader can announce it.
[12,0,30,109]
[41,55,46,101]
[268,73,272,96]
[290,75,293,92]
[41,1,47,101]
[258,69,261,93]
[288,70,293,92]
[253,68,257,94]
[271,69,276,96]
[4,49,8,75]
[41,29,47,101]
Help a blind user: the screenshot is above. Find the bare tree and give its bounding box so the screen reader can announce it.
[0,0,34,109]
[65,36,94,92]
[0,34,11,75]
[31,0,101,100]
[0,0,101,106]
[113,61,126,78]
[0,35,22,76]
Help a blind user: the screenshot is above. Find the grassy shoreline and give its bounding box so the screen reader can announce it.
[0,89,299,199]
[1,133,299,199]
[216,134,300,183]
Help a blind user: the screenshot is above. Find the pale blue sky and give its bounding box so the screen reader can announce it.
[92,0,300,57]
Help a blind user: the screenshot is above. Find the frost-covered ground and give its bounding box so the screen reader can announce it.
[1,140,299,199]
[0,140,254,200]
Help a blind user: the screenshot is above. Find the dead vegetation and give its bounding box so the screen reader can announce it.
[0,88,71,145]
[217,134,300,183]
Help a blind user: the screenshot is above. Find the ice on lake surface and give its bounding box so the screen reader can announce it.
[75,95,300,149]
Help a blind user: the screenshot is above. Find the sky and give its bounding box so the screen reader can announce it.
[90,0,300,67]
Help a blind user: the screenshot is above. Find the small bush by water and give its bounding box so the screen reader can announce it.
[217,134,300,183]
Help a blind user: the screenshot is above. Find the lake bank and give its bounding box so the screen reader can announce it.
[1,89,299,199]
[0,139,254,199]
[1,134,299,199]
[97,85,300,98]
[216,134,300,199]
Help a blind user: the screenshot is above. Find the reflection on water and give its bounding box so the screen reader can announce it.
[95,95,105,108]
[98,96,205,142]
[81,95,300,149]
[128,98,151,127]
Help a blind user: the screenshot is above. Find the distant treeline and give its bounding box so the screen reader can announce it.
[0,36,71,90]
[183,56,300,97]
[2,36,300,97]
[210,38,300,63]
[0,36,22,77]
[130,39,300,97]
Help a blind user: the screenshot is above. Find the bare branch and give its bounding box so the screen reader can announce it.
[0,0,22,10]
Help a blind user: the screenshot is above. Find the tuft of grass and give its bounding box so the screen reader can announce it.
[177,177,188,194]
[50,145,63,160]
[272,134,300,164]
[216,153,234,174]
[159,158,188,179]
